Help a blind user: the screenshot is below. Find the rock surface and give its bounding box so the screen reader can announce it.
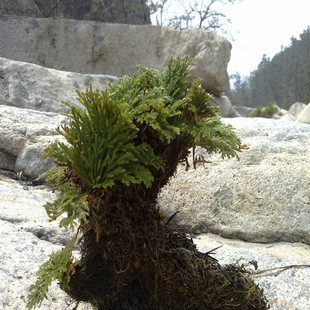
[193,233,310,310]
[296,102,310,124]
[1,19,309,308]
[158,117,310,245]
[288,102,307,119]
[233,105,253,117]
[0,57,116,180]
[211,95,240,117]
[273,106,289,119]
[0,104,68,179]
[0,57,116,113]
[0,15,231,95]
[1,174,309,310]
[0,175,91,310]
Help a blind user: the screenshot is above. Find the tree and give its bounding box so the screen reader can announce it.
[228,73,250,107]
[148,0,237,33]
[31,0,151,24]
[89,0,151,24]
[303,71,310,103]
[244,27,310,110]
[27,58,267,310]
[148,0,169,25]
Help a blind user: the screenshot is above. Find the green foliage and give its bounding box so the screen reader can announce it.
[47,86,164,189]
[109,57,240,153]
[109,58,196,143]
[26,246,73,310]
[39,166,65,185]
[229,27,310,109]
[44,182,89,230]
[46,56,239,191]
[27,57,242,309]
[249,101,278,118]
[200,115,241,158]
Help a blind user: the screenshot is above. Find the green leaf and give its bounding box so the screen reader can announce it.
[26,246,73,309]
[44,182,89,230]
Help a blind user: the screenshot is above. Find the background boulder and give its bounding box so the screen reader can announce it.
[288,102,307,119]
[211,96,240,117]
[233,105,253,117]
[0,57,116,113]
[158,117,310,245]
[0,105,68,179]
[296,102,310,124]
[0,15,231,96]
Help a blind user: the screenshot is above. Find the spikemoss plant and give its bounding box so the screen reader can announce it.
[27,57,268,310]
[249,101,278,118]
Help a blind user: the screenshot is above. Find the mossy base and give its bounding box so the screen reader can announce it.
[66,203,268,310]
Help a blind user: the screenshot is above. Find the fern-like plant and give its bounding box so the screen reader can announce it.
[27,57,268,310]
[249,101,278,118]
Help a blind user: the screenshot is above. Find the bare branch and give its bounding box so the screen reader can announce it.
[155,0,237,35]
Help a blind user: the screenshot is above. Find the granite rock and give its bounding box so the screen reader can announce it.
[0,105,68,179]
[0,57,116,113]
[194,233,310,310]
[0,15,231,96]
[288,102,307,119]
[233,105,253,117]
[0,175,91,310]
[158,117,310,245]
[0,174,309,310]
[296,102,310,124]
[211,95,241,117]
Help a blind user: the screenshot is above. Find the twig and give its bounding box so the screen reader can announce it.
[165,211,180,226]
[252,264,310,276]
[205,244,223,255]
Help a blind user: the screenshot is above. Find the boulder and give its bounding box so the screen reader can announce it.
[0,57,115,179]
[0,105,68,179]
[211,95,241,117]
[288,102,307,119]
[233,105,253,117]
[0,15,231,96]
[273,106,288,119]
[0,175,69,245]
[296,102,310,124]
[158,117,310,245]
[0,150,15,171]
[0,57,117,113]
[279,112,296,121]
[1,174,309,310]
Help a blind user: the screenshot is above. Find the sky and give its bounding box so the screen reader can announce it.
[152,0,310,78]
[220,0,310,77]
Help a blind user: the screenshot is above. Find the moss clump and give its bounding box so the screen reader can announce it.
[249,101,278,118]
[27,57,269,310]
